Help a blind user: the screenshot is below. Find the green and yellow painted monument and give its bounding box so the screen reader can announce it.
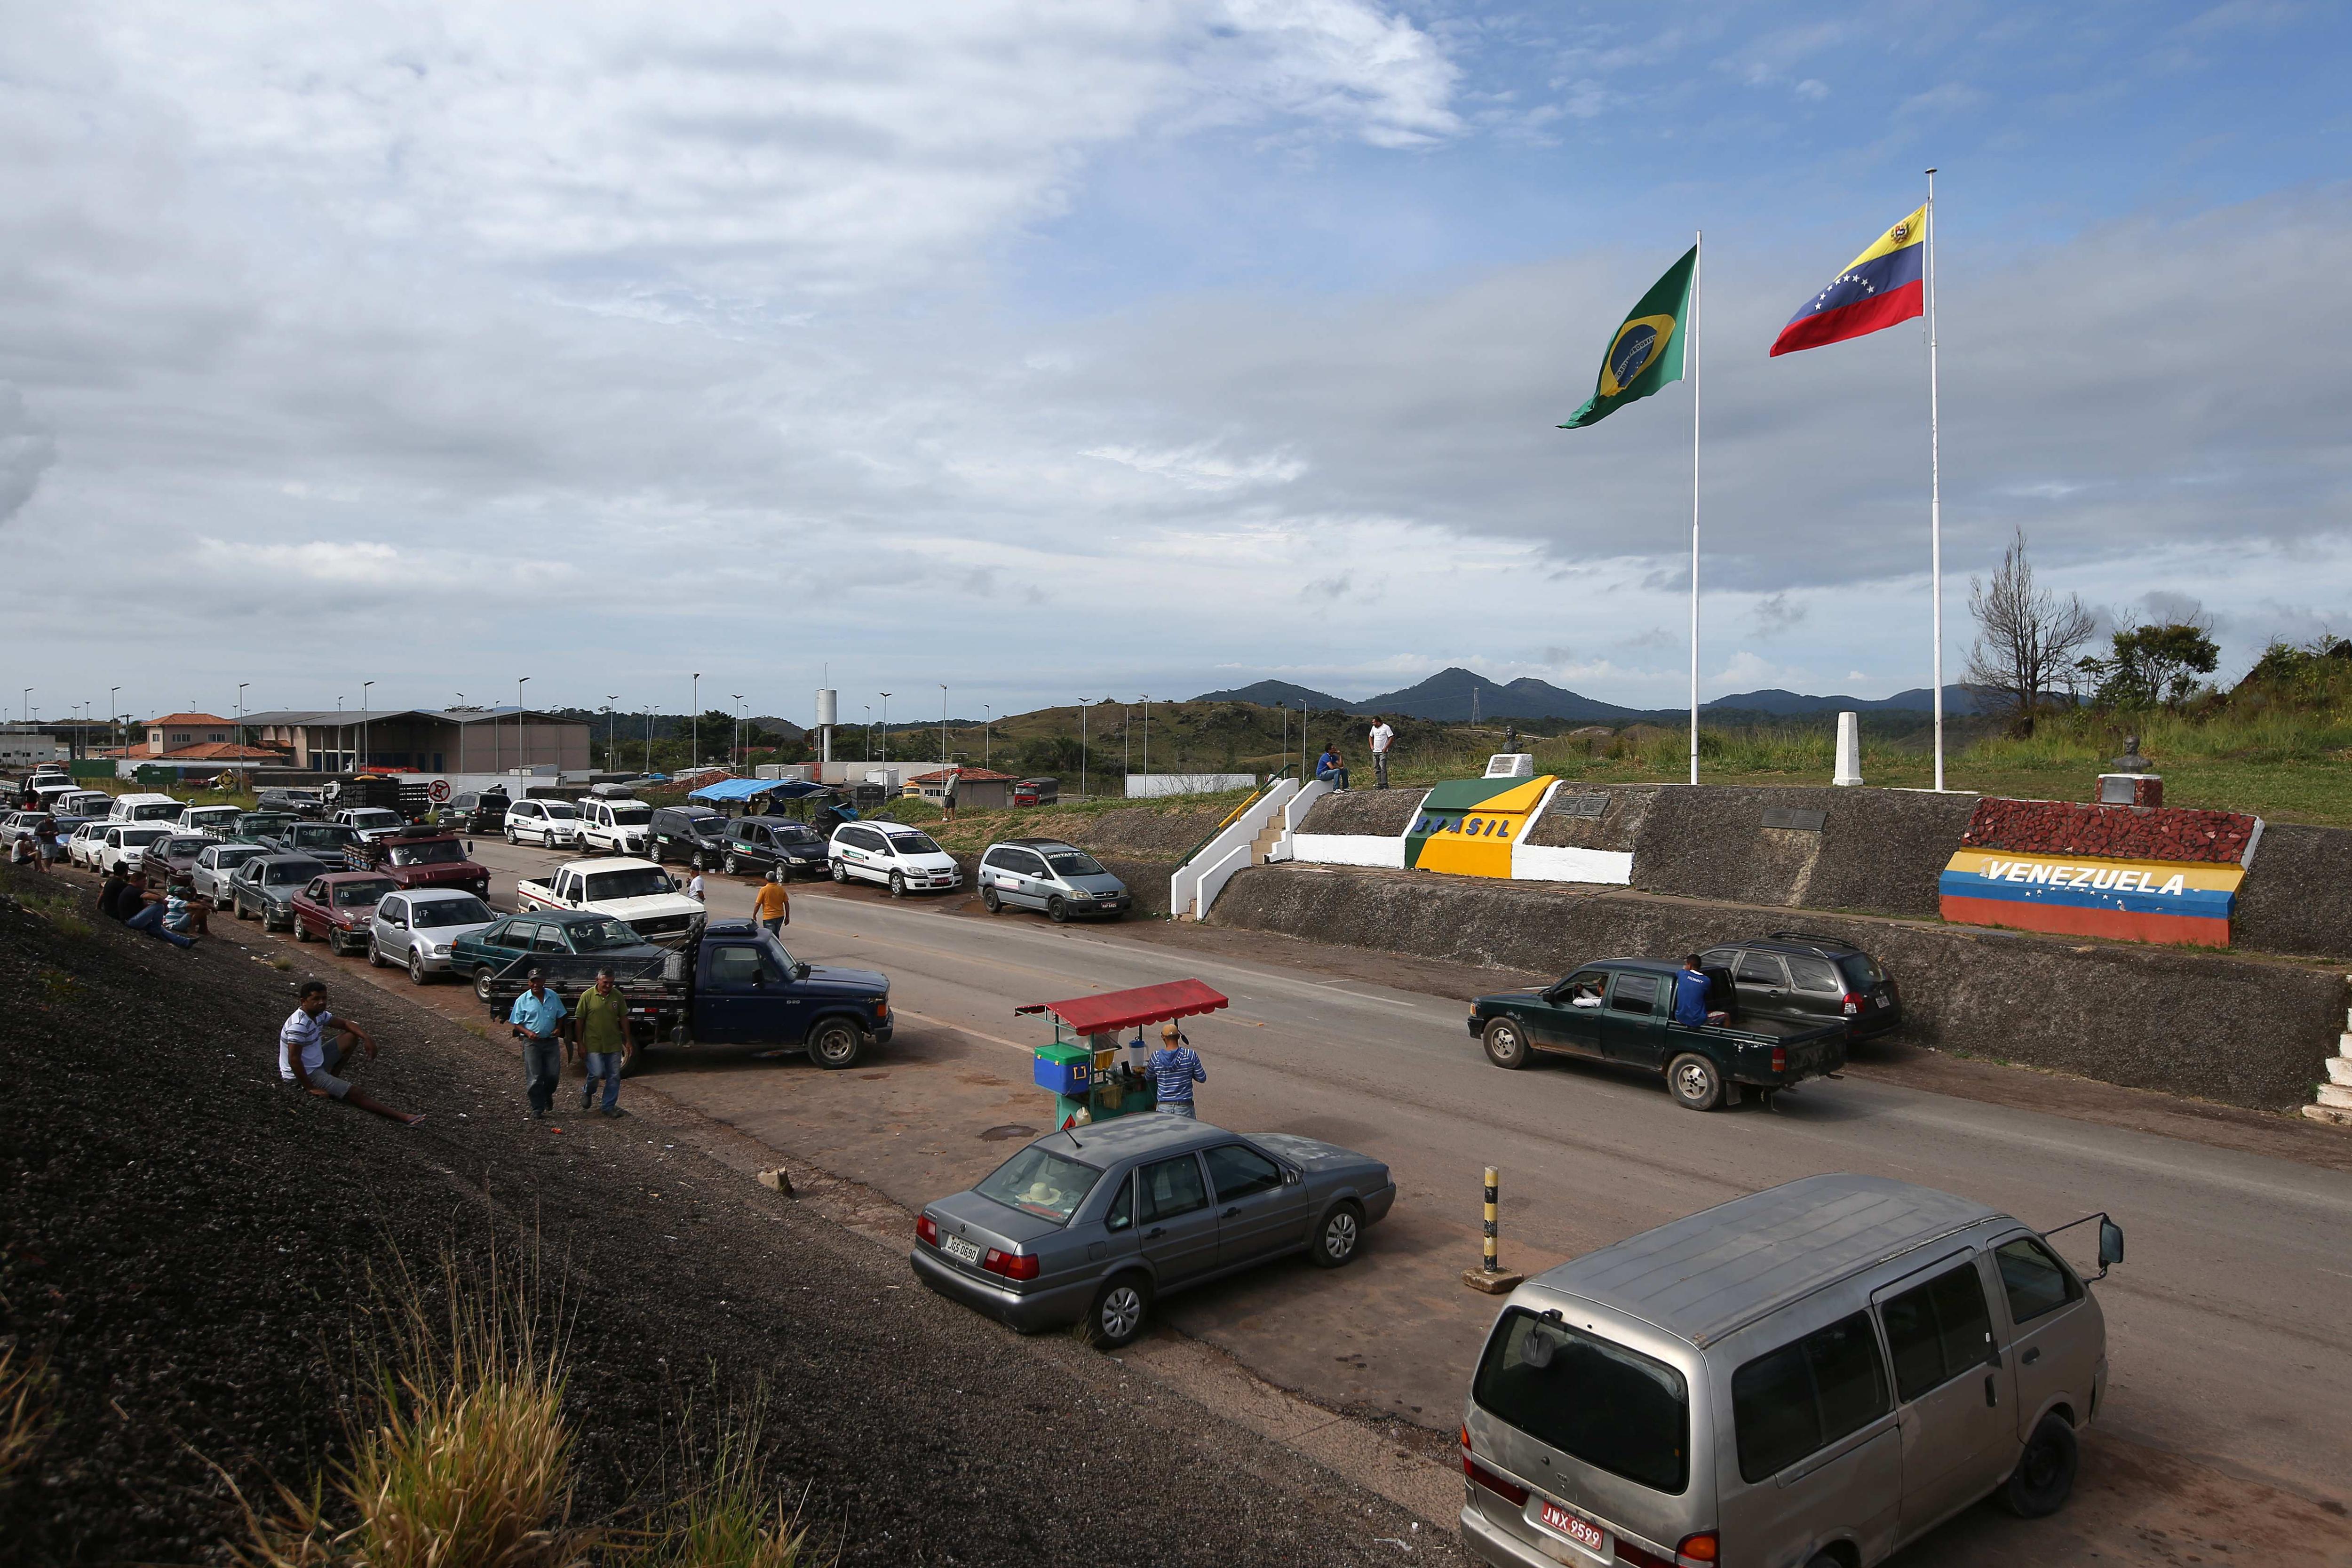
[1405,775,1558,879]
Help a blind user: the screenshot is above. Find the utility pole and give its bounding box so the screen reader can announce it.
[879,692,892,766]
[606,696,618,773]
[939,685,948,769]
[360,679,373,772]
[863,704,872,761]
[237,683,249,770]
[1140,694,1150,777]
[732,695,744,772]
[983,704,991,770]
[642,706,652,774]
[691,673,700,771]
[110,687,119,756]
[517,677,530,774]
[456,694,468,777]
[1079,700,1089,799]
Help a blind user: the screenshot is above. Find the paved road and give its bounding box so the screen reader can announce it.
[334,834,2352,1560]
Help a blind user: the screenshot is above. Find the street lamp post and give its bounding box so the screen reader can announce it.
[862,704,872,761]
[1140,694,1150,777]
[109,687,119,756]
[456,693,467,777]
[237,683,249,786]
[1079,700,1088,799]
[691,673,700,770]
[606,696,619,773]
[732,695,744,772]
[361,680,373,772]
[517,677,530,775]
[335,695,344,774]
[939,685,948,769]
[642,706,652,775]
[879,692,892,765]
[983,704,991,770]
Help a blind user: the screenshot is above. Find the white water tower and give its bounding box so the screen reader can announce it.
[815,688,838,765]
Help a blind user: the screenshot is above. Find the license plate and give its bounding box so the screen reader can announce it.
[942,1234,981,1265]
[1537,1501,1605,1554]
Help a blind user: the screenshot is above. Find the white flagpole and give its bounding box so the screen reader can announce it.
[1689,229,1702,788]
[1925,169,1945,791]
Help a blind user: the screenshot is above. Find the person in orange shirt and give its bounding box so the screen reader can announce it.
[754,870,789,938]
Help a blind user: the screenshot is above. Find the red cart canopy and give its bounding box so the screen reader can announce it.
[1017,979,1229,1036]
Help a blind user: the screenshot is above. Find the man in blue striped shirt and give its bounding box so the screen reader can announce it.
[1146,1022,1206,1117]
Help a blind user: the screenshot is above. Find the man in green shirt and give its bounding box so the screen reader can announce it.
[574,969,633,1117]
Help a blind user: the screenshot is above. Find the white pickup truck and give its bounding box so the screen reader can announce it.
[513,856,706,947]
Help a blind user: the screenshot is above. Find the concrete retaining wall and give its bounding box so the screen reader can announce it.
[1208,863,2347,1111]
[2231,823,2352,961]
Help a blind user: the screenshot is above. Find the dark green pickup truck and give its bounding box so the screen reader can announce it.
[1466,957,1847,1111]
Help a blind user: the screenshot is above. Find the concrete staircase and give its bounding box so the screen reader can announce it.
[2308,1008,2352,1127]
[1248,812,1287,865]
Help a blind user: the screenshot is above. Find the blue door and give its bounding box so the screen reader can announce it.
[692,940,805,1044]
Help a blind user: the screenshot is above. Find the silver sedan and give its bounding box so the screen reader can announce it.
[367,888,499,985]
[191,841,271,902]
[910,1116,1395,1348]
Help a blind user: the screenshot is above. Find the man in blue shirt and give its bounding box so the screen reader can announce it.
[1315,745,1350,791]
[1146,1022,1207,1117]
[509,970,570,1120]
[1672,954,1713,1028]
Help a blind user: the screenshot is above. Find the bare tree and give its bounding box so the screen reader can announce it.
[1964,529,2096,736]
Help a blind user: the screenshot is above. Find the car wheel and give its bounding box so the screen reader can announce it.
[1087,1274,1152,1349]
[1482,1017,1530,1069]
[830,860,848,883]
[981,886,1001,914]
[889,871,905,899]
[367,935,388,968]
[293,917,313,942]
[1309,1200,1365,1268]
[723,852,739,876]
[775,861,792,883]
[2000,1414,2079,1518]
[1668,1052,1725,1112]
[408,948,430,986]
[473,967,498,1004]
[809,1019,863,1070]
[506,828,518,845]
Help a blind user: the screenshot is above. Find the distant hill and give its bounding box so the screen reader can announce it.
[1358,667,1652,723]
[1703,686,1989,716]
[1190,679,1356,710]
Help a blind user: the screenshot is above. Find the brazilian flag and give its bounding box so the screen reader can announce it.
[1560,245,1696,429]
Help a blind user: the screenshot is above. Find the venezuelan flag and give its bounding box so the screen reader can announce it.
[1769,206,1925,357]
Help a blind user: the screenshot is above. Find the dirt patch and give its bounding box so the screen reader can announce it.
[2233,821,2352,960]
[0,868,1457,1568]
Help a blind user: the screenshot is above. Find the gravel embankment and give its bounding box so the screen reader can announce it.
[0,866,1460,1568]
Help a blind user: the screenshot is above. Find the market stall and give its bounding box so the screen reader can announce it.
[1015,978,1229,1129]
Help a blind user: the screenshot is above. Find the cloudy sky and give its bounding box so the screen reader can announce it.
[3,0,2347,729]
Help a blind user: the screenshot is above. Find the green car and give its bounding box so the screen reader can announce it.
[451,910,666,1005]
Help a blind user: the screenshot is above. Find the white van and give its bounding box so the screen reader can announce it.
[107,792,186,824]
[827,821,961,897]
[576,796,654,856]
[1460,1174,2120,1568]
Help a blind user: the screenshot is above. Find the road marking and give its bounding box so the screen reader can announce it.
[891,1008,1038,1055]
[1313,980,1419,1009]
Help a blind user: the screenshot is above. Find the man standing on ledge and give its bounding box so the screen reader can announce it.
[509,969,569,1120]
[1367,716,1395,789]
[1147,1022,1206,1117]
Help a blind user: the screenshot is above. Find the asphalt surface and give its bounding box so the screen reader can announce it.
[293,833,2352,1562]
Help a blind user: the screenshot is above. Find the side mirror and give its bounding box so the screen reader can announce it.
[793,962,811,980]
[1282,1166,1302,1186]
[2098,1218,2125,1270]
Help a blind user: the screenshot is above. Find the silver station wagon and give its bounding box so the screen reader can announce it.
[1460,1174,2120,1568]
[910,1115,1396,1348]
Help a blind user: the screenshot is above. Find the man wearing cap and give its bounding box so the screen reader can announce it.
[1145,1022,1207,1117]
[508,969,569,1120]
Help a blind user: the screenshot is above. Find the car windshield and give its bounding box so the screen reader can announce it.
[388,840,466,866]
[974,1147,1103,1225]
[121,828,169,844]
[607,806,652,825]
[266,860,324,884]
[166,837,209,854]
[412,896,493,928]
[189,808,238,822]
[570,917,644,951]
[298,826,359,844]
[334,880,397,907]
[130,804,182,820]
[1045,850,1105,877]
[1472,1308,1690,1495]
[885,832,941,856]
[217,846,265,865]
[348,810,399,827]
[540,803,577,819]
[774,824,820,843]
[582,868,673,900]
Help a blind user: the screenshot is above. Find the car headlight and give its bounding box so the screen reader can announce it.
[429,943,451,957]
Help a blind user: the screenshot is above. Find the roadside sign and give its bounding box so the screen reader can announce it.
[428,779,451,802]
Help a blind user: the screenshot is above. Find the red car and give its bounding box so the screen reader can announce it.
[344,823,492,898]
[291,871,400,956]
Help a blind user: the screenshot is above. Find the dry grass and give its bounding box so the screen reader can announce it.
[0,1345,56,1486]
[234,1247,578,1568]
[637,1392,812,1568]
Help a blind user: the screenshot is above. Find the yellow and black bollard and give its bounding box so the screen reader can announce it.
[1461,1164,1525,1294]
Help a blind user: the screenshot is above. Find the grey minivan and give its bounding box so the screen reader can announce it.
[910,1115,1394,1348]
[1460,1174,2119,1568]
[977,837,1131,922]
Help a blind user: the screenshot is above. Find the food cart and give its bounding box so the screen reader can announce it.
[1015,978,1229,1130]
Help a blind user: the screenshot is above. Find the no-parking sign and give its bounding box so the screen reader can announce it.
[428,779,451,802]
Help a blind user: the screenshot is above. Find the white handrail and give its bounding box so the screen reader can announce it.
[1192,842,1254,921]
[1170,777,1299,918]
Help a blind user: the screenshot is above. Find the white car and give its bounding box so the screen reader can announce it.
[514,856,705,945]
[576,797,654,856]
[106,792,185,824]
[56,789,115,819]
[67,821,113,868]
[177,804,243,836]
[191,841,271,901]
[367,887,500,984]
[335,806,406,843]
[828,821,962,897]
[504,797,580,849]
[96,823,173,874]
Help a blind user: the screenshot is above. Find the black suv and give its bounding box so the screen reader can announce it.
[1697,931,1901,1040]
[649,806,730,868]
[257,787,328,820]
[721,815,830,880]
[443,789,512,835]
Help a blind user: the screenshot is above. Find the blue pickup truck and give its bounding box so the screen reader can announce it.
[479,918,892,1070]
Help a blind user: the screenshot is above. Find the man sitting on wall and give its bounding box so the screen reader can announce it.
[1314,744,1350,792]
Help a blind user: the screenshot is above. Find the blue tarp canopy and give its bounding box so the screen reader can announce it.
[688,777,833,803]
